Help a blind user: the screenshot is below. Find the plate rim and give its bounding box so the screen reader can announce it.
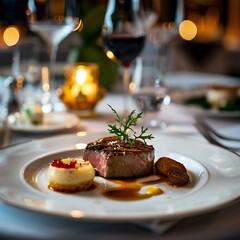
[0,133,240,221]
[7,112,79,133]
[170,86,240,116]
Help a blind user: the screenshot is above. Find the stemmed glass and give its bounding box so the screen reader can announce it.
[27,0,78,112]
[147,0,184,83]
[102,0,146,117]
[131,0,184,128]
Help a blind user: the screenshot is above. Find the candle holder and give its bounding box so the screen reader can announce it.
[59,62,105,117]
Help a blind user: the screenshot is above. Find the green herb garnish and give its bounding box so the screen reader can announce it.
[184,96,240,111]
[108,105,154,147]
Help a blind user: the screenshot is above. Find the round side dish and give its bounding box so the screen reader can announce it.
[47,158,95,192]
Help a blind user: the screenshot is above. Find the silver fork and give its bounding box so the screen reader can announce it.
[195,121,240,154]
[197,117,240,141]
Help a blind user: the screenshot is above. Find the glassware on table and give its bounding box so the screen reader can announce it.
[131,56,171,129]
[145,0,184,84]
[0,0,29,114]
[26,0,79,113]
[60,62,105,118]
[16,37,43,110]
[19,38,41,86]
[0,77,11,129]
[131,0,184,128]
[102,0,146,117]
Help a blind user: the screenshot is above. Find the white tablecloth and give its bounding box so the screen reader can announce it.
[0,72,240,240]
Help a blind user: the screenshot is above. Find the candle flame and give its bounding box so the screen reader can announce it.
[76,68,87,85]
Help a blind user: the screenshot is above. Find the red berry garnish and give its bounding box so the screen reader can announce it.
[51,159,76,169]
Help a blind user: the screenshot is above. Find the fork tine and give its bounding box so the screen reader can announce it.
[197,117,240,141]
[195,122,240,154]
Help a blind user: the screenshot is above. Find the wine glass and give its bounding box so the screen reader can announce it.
[0,0,29,114]
[102,0,146,117]
[147,0,184,83]
[131,0,184,128]
[26,0,78,112]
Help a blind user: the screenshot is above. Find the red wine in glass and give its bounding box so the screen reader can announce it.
[102,0,146,117]
[103,35,146,68]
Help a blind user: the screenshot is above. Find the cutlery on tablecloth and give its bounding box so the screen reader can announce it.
[195,117,240,153]
[197,116,240,141]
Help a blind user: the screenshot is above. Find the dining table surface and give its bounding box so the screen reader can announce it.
[0,71,240,240]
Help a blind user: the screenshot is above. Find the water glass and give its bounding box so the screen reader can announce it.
[0,77,10,130]
[15,38,43,110]
[131,27,172,128]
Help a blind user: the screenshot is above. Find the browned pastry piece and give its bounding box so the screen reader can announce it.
[155,157,190,186]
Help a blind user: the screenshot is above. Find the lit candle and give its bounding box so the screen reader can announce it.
[60,62,105,117]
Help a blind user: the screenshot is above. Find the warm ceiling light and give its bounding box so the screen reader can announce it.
[179,20,197,41]
[106,50,115,60]
[3,26,20,46]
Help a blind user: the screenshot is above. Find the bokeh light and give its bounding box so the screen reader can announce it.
[179,20,197,41]
[3,26,20,46]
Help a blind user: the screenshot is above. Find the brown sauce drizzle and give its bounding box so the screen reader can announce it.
[49,175,190,201]
[102,175,165,201]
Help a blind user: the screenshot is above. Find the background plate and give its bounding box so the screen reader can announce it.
[7,112,79,133]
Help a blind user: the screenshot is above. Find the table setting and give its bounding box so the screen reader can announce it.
[1,86,240,239]
[1,0,240,239]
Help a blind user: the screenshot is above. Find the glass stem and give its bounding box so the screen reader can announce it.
[49,43,58,90]
[11,46,21,78]
[160,44,167,83]
[41,43,58,113]
[123,66,130,117]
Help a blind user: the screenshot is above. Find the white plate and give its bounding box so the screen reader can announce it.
[0,133,239,221]
[170,87,240,116]
[7,112,79,133]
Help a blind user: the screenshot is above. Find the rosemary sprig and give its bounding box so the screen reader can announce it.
[108,105,154,147]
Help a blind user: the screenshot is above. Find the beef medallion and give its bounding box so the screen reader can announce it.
[83,136,154,178]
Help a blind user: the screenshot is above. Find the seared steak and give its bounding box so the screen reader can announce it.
[83,136,154,178]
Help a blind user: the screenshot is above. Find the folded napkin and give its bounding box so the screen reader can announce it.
[132,219,179,234]
[0,202,178,239]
